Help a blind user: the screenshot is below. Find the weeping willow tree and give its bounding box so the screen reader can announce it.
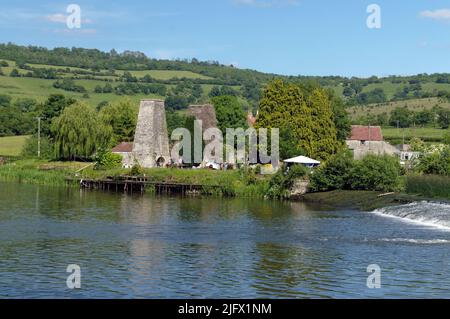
[52,102,113,160]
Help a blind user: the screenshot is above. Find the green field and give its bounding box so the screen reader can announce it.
[0,135,30,156]
[347,97,450,120]
[0,59,220,106]
[382,127,447,143]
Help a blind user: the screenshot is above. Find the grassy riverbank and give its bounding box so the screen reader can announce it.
[0,159,270,197]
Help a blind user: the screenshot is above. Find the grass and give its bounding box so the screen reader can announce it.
[347,97,450,120]
[0,159,271,197]
[0,59,222,106]
[0,135,30,156]
[406,174,450,199]
[382,127,447,143]
[0,159,87,186]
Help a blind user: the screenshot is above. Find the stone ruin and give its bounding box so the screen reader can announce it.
[132,99,171,168]
[113,101,221,168]
[186,104,218,130]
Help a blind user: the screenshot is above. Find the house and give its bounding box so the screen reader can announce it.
[111,142,134,168]
[346,125,398,159]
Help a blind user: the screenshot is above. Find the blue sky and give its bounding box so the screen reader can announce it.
[0,0,450,77]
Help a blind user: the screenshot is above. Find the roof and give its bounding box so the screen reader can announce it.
[187,104,218,130]
[112,142,133,153]
[348,125,383,141]
[284,156,320,164]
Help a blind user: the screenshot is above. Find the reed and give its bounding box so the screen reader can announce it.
[406,174,450,199]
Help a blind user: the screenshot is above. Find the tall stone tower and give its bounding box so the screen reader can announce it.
[132,99,170,168]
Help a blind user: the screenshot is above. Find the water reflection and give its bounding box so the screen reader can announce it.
[1,182,450,298]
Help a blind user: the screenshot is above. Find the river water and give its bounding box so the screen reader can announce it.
[0,182,449,298]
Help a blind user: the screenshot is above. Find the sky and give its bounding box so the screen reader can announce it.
[0,0,450,77]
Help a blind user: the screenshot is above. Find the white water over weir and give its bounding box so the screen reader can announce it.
[372,201,450,230]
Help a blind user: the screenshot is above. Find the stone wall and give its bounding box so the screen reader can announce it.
[132,99,170,168]
[290,179,310,197]
[346,140,398,160]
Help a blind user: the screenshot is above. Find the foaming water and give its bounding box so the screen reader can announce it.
[372,201,450,230]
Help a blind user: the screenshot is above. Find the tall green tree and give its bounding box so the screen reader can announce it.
[256,79,338,161]
[212,95,247,132]
[100,98,137,143]
[308,88,339,160]
[38,94,77,137]
[52,103,112,160]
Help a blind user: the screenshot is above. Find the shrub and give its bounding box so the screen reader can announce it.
[309,150,353,191]
[348,155,402,192]
[95,150,122,170]
[416,146,450,176]
[266,164,308,199]
[130,163,144,176]
[21,135,53,159]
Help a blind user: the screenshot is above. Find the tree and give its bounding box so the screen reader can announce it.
[256,79,337,161]
[38,94,77,137]
[166,109,186,137]
[389,107,412,128]
[0,94,11,107]
[100,98,137,143]
[437,108,450,129]
[212,95,247,132]
[52,102,113,160]
[9,68,20,77]
[279,126,305,160]
[13,98,37,113]
[327,90,351,141]
[307,88,339,160]
[309,150,354,191]
[348,155,402,192]
[0,106,34,136]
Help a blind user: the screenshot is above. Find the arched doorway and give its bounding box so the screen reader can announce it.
[156,157,165,167]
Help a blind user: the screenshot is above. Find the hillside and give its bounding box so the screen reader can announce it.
[1,43,450,110]
[1,43,450,146]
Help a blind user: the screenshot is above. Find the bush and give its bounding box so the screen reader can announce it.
[348,155,402,192]
[21,135,54,159]
[266,164,308,199]
[130,163,144,176]
[310,153,402,192]
[310,150,353,191]
[95,150,122,170]
[416,147,450,176]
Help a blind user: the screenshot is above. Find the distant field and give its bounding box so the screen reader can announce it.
[0,135,30,156]
[347,97,450,119]
[114,69,212,80]
[382,127,446,143]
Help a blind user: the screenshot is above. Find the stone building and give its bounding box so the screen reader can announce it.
[346,125,398,160]
[132,99,171,168]
[186,104,218,130]
[111,142,134,168]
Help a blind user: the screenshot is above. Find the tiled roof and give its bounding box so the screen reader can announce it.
[348,125,383,141]
[112,142,133,153]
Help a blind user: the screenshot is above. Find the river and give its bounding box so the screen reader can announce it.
[1,181,449,298]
